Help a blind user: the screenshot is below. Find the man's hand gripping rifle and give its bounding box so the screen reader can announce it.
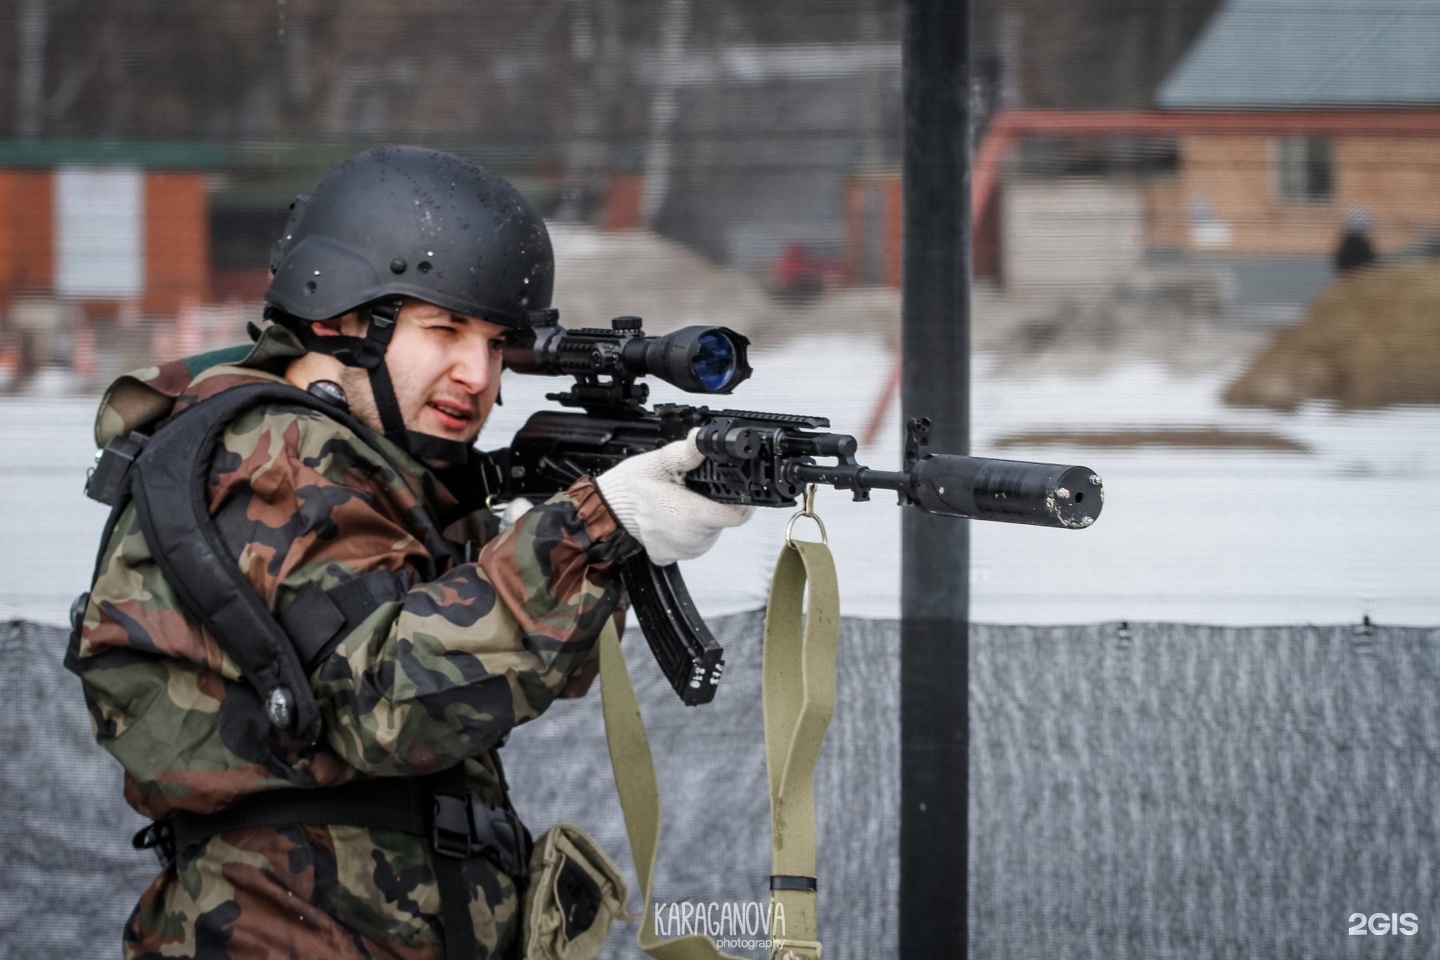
[483,313,1104,706]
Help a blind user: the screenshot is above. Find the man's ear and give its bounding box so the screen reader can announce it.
[310,313,353,338]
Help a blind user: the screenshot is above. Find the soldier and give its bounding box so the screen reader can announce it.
[67,146,753,959]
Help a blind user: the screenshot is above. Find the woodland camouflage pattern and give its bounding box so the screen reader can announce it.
[68,325,638,958]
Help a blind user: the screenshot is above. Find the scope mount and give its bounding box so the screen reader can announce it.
[546,374,650,412]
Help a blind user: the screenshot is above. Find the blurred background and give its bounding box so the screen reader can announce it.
[2,1,1438,958]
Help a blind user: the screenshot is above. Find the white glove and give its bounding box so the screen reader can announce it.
[499,497,534,532]
[597,431,755,565]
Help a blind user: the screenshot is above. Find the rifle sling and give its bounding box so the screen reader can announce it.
[597,534,838,960]
[761,538,838,960]
[598,620,746,960]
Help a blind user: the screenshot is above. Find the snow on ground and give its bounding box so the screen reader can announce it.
[5,332,1436,627]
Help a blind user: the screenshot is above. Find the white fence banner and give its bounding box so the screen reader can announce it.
[54,166,145,298]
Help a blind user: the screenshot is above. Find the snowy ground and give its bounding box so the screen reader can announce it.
[5,333,1436,627]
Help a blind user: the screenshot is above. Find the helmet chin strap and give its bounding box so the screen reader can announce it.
[271,299,473,465]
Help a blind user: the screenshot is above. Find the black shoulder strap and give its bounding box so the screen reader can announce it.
[126,382,445,747]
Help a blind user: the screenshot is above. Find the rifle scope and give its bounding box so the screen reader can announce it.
[504,315,752,395]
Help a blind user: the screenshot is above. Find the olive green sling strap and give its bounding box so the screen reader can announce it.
[598,625,744,960]
[759,537,837,960]
[597,517,839,960]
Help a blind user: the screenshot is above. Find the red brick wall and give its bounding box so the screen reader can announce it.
[143,172,210,313]
[0,171,55,303]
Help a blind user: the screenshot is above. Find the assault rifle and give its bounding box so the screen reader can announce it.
[482,313,1103,706]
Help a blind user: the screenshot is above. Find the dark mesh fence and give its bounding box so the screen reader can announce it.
[0,620,153,958]
[7,615,1437,959]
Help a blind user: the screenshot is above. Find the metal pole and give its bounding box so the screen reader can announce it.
[900,0,970,957]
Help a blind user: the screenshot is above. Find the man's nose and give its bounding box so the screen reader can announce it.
[451,344,494,392]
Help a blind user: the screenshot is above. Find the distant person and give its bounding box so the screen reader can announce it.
[1334,206,1378,274]
[774,241,825,304]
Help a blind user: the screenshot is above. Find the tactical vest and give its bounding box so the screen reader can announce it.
[69,380,522,960]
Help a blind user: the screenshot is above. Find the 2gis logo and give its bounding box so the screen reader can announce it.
[1348,912,1418,936]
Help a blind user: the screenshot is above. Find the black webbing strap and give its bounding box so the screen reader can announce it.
[429,764,480,960]
[169,778,431,859]
[279,570,408,672]
[131,386,340,746]
[360,299,405,440]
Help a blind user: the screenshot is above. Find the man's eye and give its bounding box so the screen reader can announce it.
[489,338,507,351]
[429,324,458,336]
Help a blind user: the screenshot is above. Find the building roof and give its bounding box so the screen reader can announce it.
[1158,0,1440,109]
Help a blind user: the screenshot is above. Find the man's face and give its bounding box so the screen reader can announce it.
[336,299,509,452]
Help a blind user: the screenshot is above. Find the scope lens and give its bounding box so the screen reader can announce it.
[692,331,737,391]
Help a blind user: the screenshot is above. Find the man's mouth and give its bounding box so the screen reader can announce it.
[427,401,474,429]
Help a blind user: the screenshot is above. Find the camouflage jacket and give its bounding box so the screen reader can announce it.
[68,325,639,959]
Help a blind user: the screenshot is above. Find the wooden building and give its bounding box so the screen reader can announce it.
[0,141,225,318]
[846,0,1440,301]
[1149,0,1440,259]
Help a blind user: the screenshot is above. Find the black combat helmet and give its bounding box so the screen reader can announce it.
[266,145,553,327]
[261,146,554,463]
